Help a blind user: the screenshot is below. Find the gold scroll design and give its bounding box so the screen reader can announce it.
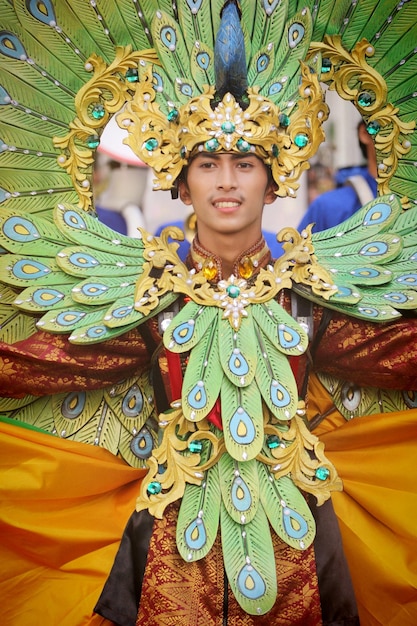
[53,46,159,211]
[136,400,341,519]
[133,225,337,330]
[308,36,415,207]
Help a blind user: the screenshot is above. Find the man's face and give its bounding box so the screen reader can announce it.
[178,152,276,246]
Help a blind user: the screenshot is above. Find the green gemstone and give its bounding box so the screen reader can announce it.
[204,138,220,152]
[279,113,290,128]
[271,144,279,157]
[226,285,240,298]
[366,120,380,136]
[357,91,374,107]
[315,467,330,481]
[180,146,187,158]
[321,58,332,73]
[91,104,105,120]
[266,434,280,449]
[188,439,203,453]
[86,134,100,149]
[167,108,179,122]
[236,138,251,152]
[125,68,139,83]
[147,480,162,495]
[144,138,159,151]
[221,121,235,134]
[294,133,309,148]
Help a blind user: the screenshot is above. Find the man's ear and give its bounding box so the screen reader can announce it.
[264,181,278,205]
[178,180,193,206]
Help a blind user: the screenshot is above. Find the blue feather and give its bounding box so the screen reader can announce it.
[214,1,247,98]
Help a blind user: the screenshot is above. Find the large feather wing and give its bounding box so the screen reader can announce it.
[290,194,417,321]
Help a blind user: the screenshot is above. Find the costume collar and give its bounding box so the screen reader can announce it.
[187,235,272,282]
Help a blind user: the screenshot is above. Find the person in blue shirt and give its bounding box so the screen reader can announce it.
[298,122,377,233]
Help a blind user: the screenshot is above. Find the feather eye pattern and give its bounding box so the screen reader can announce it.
[220,501,277,615]
[258,468,316,550]
[0,372,157,469]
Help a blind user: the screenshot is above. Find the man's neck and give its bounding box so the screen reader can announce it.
[189,233,271,282]
[198,229,263,273]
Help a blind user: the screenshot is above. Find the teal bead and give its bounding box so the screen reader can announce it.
[271,144,279,157]
[321,58,332,73]
[204,138,220,151]
[188,439,203,453]
[366,120,380,136]
[266,434,280,449]
[221,121,235,134]
[226,285,240,298]
[144,138,159,151]
[315,467,330,481]
[294,133,309,148]
[125,67,139,82]
[91,104,105,120]
[86,134,100,149]
[357,91,374,107]
[167,108,179,122]
[279,113,290,127]
[147,480,162,495]
[236,138,251,152]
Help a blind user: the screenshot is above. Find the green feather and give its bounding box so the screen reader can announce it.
[151,10,199,103]
[254,329,299,421]
[181,315,222,422]
[251,300,308,357]
[258,467,316,550]
[220,501,277,615]
[164,300,218,353]
[218,454,260,525]
[0,301,38,345]
[176,460,221,562]
[54,205,145,255]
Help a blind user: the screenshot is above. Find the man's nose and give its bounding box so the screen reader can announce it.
[216,163,237,189]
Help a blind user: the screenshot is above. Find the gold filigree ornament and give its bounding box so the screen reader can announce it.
[137,398,341,519]
[118,62,328,197]
[53,46,159,211]
[308,36,415,207]
[132,222,338,327]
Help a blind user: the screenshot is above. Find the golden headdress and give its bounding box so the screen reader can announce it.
[116,2,329,197]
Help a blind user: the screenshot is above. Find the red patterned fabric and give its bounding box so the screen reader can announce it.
[137,502,322,626]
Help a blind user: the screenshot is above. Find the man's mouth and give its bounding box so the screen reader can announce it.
[213,201,241,209]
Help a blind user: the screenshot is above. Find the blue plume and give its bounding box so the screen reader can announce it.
[214,1,248,98]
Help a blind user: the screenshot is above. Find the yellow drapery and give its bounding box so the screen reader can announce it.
[1,394,416,625]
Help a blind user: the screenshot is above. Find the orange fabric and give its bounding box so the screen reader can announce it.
[307,375,417,626]
[0,420,145,626]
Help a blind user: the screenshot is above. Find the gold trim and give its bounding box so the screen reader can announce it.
[137,400,341,519]
[53,46,159,211]
[308,36,415,206]
[132,223,337,330]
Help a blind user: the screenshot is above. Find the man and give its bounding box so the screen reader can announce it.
[0,2,416,626]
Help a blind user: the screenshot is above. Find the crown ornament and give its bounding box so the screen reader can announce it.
[116,2,328,197]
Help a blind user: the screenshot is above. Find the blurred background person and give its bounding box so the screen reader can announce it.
[298,121,377,233]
